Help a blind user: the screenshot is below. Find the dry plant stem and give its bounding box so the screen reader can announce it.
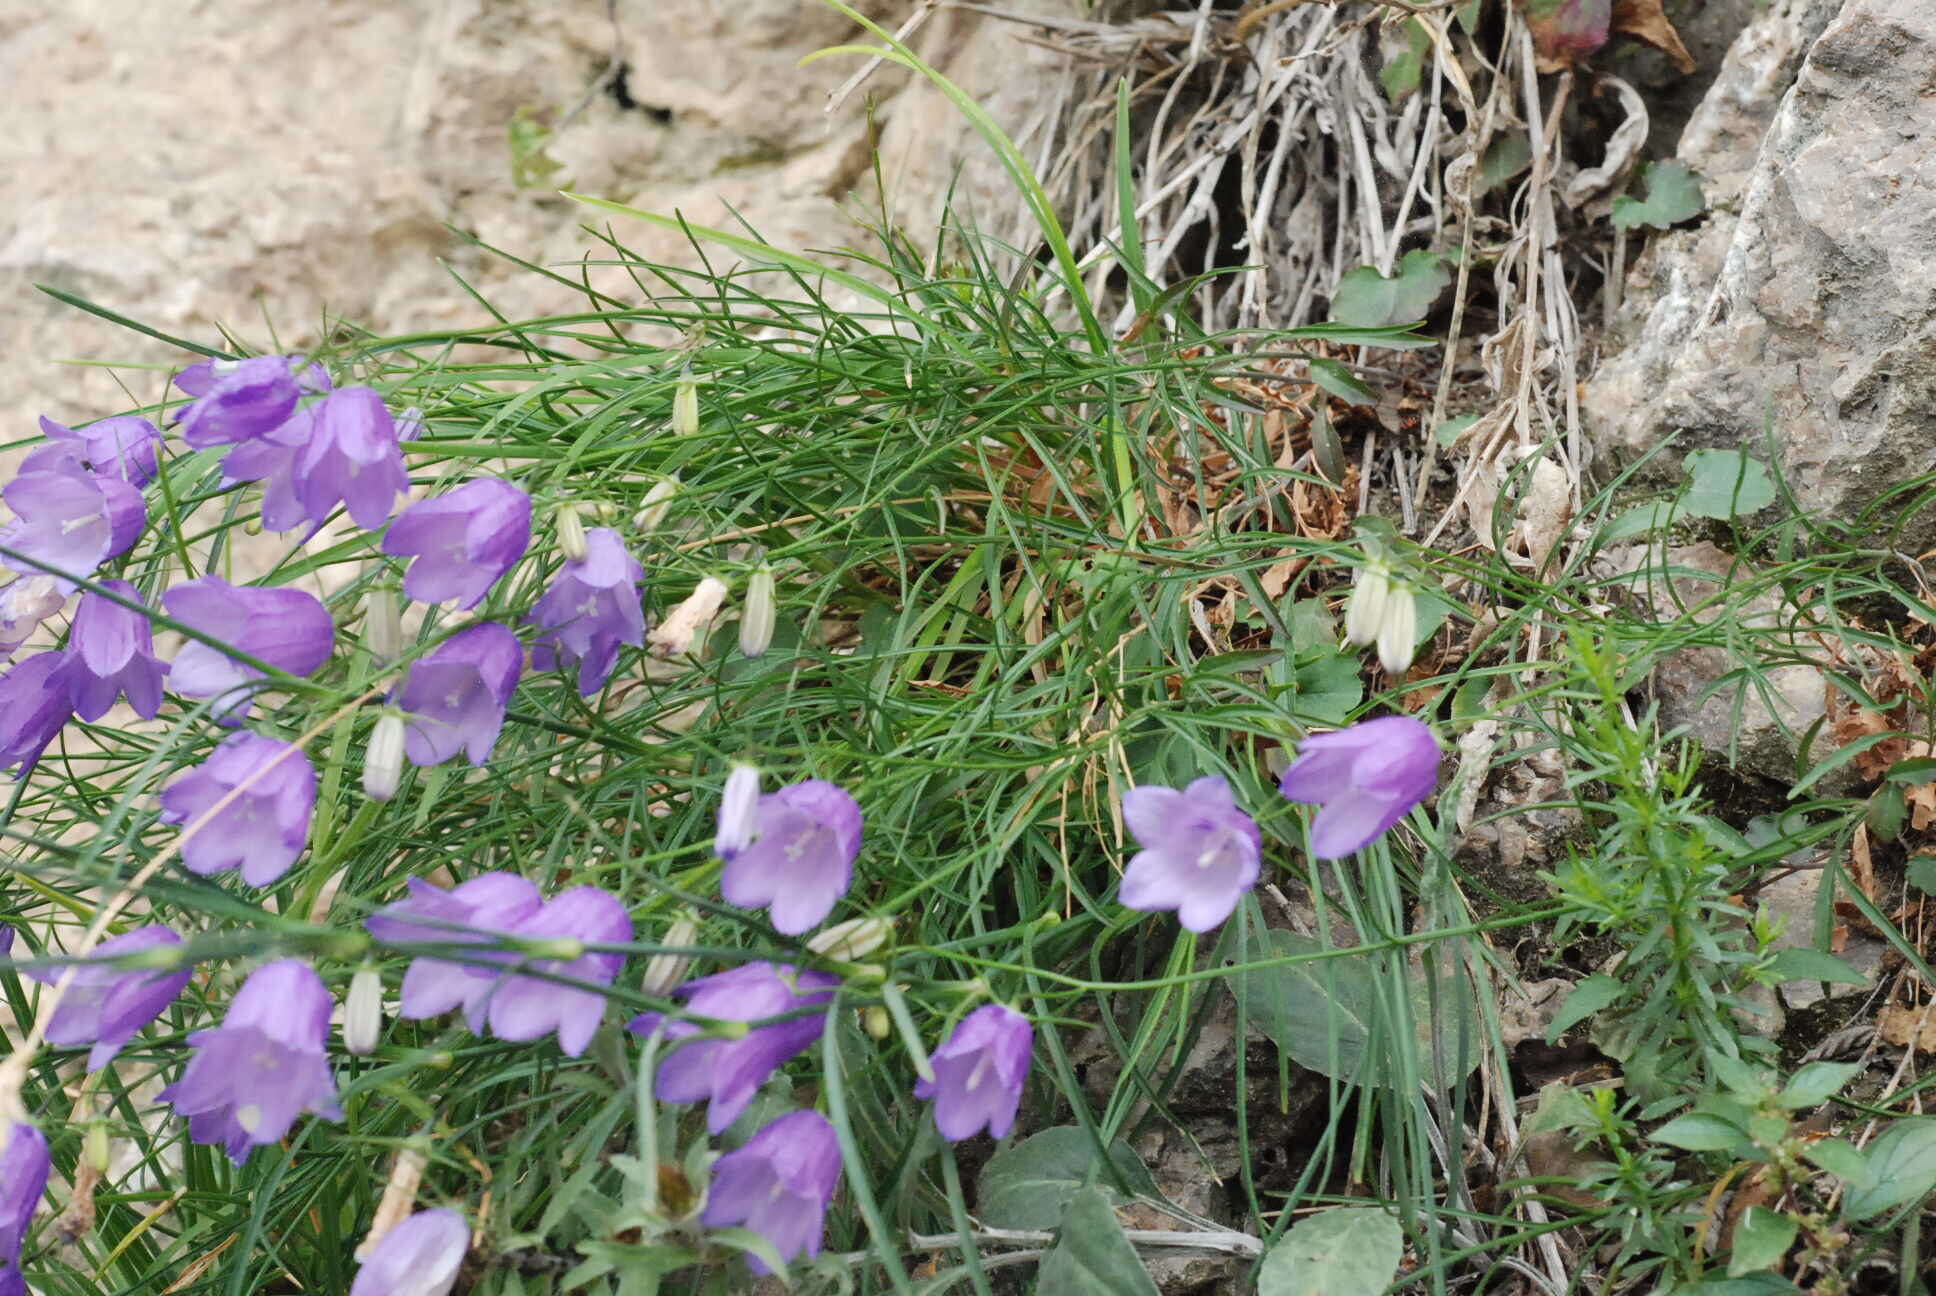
[826,0,940,114]
[905,1225,1264,1259]
[0,677,398,1146]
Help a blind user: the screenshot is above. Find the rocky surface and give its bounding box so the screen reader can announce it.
[1584,0,1936,543]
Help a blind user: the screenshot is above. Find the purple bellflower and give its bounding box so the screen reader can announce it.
[382,478,532,610]
[716,777,863,936]
[915,1004,1033,1141]
[1117,775,1262,932]
[527,526,645,695]
[701,1110,842,1276]
[218,407,313,534]
[1278,715,1439,859]
[158,958,341,1165]
[367,872,544,1033]
[396,622,522,767]
[0,468,144,593]
[0,576,65,661]
[296,386,409,530]
[25,925,193,1070]
[157,733,318,885]
[0,651,75,776]
[0,1121,50,1296]
[630,962,838,1134]
[25,414,163,486]
[63,579,167,720]
[351,1209,469,1296]
[163,575,333,722]
[481,885,632,1057]
[174,354,325,449]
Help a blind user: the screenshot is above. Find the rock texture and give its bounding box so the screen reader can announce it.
[0,0,1074,443]
[1585,0,1936,542]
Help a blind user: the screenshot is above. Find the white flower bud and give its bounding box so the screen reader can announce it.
[647,576,729,658]
[363,713,407,802]
[640,914,700,996]
[740,564,776,659]
[1375,581,1418,675]
[1343,563,1391,648]
[364,588,403,665]
[85,1122,110,1174]
[632,476,680,535]
[556,504,588,563]
[343,966,385,1056]
[807,916,893,962]
[714,764,762,856]
[673,366,700,438]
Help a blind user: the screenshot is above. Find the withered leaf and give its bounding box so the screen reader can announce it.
[1611,0,1696,74]
[1519,0,1611,70]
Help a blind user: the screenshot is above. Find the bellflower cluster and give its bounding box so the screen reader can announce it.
[701,1111,842,1276]
[164,576,333,721]
[1278,714,1440,858]
[158,959,341,1164]
[174,354,326,448]
[1117,775,1262,932]
[395,622,522,766]
[26,926,193,1070]
[350,1209,469,1296]
[63,580,168,720]
[367,872,541,1031]
[715,771,863,935]
[527,526,646,695]
[0,1122,49,1296]
[294,386,410,530]
[915,1005,1034,1141]
[382,478,532,609]
[157,734,318,885]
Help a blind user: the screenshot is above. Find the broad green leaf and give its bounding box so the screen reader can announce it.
[1036,1188,1162,1296]
[1434,414,1478,447]
[1800,1137,1868,1185]
[1885,756,1936,784]
[1681,449,1775,518]
[1331,250,1450,328]
[1684,1276,1802,1295]
[1306,356,1376,403]
[1764,947,1865,987]
[1908,854,1936,897]
[1547,974,1624,1040]
[1650,1113,1751,1153]
[976,1126,1158,1229]
[1256,1207,1404,1296]
[1475,131,1533,197]
[1379,19,1433,102]
[1274,650,1363,727]
[1868,782,1906,840]
[1612,160,1706,230]
[1727,1207,1797,1278]
[1844,1119,1936,1220]
[1776,1061,1860,1110]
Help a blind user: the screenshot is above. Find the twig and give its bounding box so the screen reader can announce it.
[906,1224,1264,1258]
[827,0,942,114]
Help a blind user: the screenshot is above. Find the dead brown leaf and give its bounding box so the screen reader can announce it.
[1878,1001,1936,1052]
[1612,0,1695,74]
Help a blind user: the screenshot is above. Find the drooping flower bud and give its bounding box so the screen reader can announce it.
[343,966,385,1056]
[555,504,589,563]
[363,587,403,665]
[363,713,406,803]
[647,576,728,659]
[1342,560,1417,675]
[673,367,700,438]
[1343,562,1392,649]
[640,914,699,996]
[714,764,762,857]
[807,916,892,963]
[862,1004,893,1040]
[1374,579,1417,675]
[740,563,776,659]
[631,476,680,535]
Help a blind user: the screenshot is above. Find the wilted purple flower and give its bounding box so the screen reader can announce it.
[383,479,532,610]
[631,962,838,1134]
[163,575,333,722]
[1117,775,1261,932]
[915,1004,1033,1141]
[527,527,645,695]
[702,1110,841,1276]
[157,733,318,885]
[717,778,862,935]
[25,925,193,1070]
[368,872,544,1032]
[396,622,522,766]
[0,651,74,776]
[296,386,409,530]
[0,1120,50,1296]
[158,958,341,1164]
[0,468,145,593]
[1278,715,1439,859]
[63,579,167,720]
[25,414,163,486]
[351,1209,468,1296]
[0,576,64,661]
[174,354,325,449]
[482,886,632,1057]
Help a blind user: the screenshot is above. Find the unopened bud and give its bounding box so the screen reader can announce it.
[862,1004,892,1040]
[1342,561,1418,676]
[739,564,776,659]
[1343,562,1391,648]
[632,476,680,535]
[363,588,403,665]
[363,713,406,802]
[647,576,728,658]
[556,504,589,563]
[85,1121,110,1174]
[714,764,762,857]
[1374,581,1417,675]
[343,966,384,1056]
[673,367,700,438]
[641,915,700,996]
[807,916,893,963]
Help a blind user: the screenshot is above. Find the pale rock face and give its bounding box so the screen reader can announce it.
[0,0,1075,446]
[1586,0,1936,545]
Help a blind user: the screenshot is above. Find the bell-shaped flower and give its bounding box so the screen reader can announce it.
[395,622,522,767]
[0,467,145,593]
[367,872,544,1032]
[630,962,838,1134]
[157,733,318,885]
[157,958,341,1164]
[717,778,862,936]
[63,579,167,720]
[0,576,65,661]
[701,1110,841,1276]
[25,925,193,1070]
[218,407,314,533]
[25,414,163,486]
[526,527,645,696]
[381,478,532,610]
[1278,715,1439,858]
[163,575,333,722]
[0,651,75,776]
[915,1004,1033,1141]
[1117,775,1262,932]
[350,1209,469,1296]
[0,1121,50,1294]
[296,386,409,530]
[173,354,324,448]
[481,885,632,1057]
